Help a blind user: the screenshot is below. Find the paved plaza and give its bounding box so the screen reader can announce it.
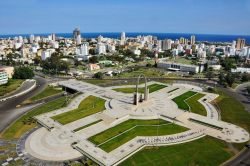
[24,79,250,166]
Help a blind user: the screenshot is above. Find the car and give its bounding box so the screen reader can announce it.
[245,144,250,148]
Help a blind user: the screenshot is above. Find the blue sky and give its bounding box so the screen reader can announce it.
[0,0,250,35]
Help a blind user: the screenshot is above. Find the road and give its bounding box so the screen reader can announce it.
[223,82,250,166]
[0,76,47,133]
[235,82,250,113]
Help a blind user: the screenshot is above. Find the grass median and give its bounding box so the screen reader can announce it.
[0,79,24,96]
[0,96,68,139]
[52,95,106,125]
[29,86,63,101]
[89,119,187,152]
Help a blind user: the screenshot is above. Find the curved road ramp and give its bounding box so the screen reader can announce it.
[0,79,36,102]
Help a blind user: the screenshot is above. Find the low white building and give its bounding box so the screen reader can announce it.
[133,49,141,55]
[157,59,204,73]
[231,67,250,73]
[0,69,8,85]
[41,49,55,60]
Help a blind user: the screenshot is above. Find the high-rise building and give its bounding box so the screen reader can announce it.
[232,40,236,49]
[76,35,81,45]
[73,28,81,39]
[180,37,185,44]
[52,33,56,41]
[191,35,196,45]
[236,38,245,50]
[96,43,106,54]
[80,42,89,56]
[120,32,126,45]
[98,35,103,43]
[246,47,250,61]
[162,39,172,51]
[29,34,34,44]
[73,28,81,45]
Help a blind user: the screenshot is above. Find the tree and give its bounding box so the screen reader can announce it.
[40,52,69,74]
[221,58,235,71]
[33,56,41,65]
[205,67,215,80]
[58,61,70,74]
[89,56,99,63]
[93,72,103,79]
[241,73,250,82]
[13,66,34,79]
[89,48,96,55]
[218,71,226,86]
[225,72,235,87]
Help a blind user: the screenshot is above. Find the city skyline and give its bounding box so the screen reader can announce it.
[0,0,250,35]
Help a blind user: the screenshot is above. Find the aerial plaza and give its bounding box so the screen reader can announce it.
[24,76,249,166]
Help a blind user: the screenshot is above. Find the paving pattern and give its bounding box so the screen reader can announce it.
[23,79,250,166]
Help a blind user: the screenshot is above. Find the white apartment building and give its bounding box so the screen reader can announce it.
[80,42,89,56]
[76,35,81,45]
[41,49,55,60]
[108,45,116,52]
[96,43,106,54]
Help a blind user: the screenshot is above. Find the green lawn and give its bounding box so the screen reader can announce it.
[89,119,187,152]
[52,96,106,125]
[1,97,68,139]
[172,91,197,110]
[0,79,24,96]
[186,93,207,116]
[113,84,167,94]
[119,136,234,166]
[116,68,166,78]
[29,86,62,101]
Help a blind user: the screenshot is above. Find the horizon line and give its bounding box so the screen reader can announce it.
[1,32,250,37]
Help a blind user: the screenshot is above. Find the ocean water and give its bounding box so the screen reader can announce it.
[0,32,250,44]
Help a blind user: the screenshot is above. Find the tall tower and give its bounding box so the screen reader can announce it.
[51,33,56,41]
[191,35,196,45]
[236,38,245,50]
[162,39,172,51]
[73,28,81,45]
[120,32,126,45]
